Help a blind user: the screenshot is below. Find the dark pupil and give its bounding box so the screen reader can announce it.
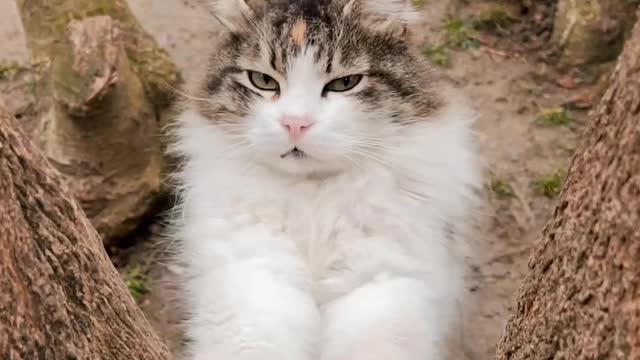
[342,77,351,87]
[262,74,271,85]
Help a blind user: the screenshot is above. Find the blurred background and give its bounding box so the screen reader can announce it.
[1,0,636,358]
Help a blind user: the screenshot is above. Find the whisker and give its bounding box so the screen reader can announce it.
[345,135,403,145]
[224,146,253,159]
[355,143,395,152]
[342,153,361,168]
[350,149,392,168]
[163,82,210,102]
[208,123,246,127]
[204,123,249,136]
[340,137,398,153]
[399,188,430,202]
[222,141,254,159]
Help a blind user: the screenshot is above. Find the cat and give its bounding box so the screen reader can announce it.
[168,0,482,359]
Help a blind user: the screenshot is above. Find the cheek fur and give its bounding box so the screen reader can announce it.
[302,97,359,155]
[320,95,403,160]
[246,101,290,152]
[246,93,396,161]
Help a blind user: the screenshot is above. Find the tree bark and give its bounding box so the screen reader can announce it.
[551,0,639,65]
[0,102,171,359]
[495,13,640,360]
[16,0,181,246]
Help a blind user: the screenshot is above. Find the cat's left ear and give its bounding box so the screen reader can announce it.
[208,0,261,31]
[342,0,420,38]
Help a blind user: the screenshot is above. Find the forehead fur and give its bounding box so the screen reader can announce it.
[205,0,421,75]
[210,0,419,28]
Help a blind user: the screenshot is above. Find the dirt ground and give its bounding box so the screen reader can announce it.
[0,0,603,358]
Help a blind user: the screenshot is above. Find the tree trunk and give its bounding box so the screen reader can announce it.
[16,0,181,246]
[0,102,171,359]
[551,0,639,65]
[495,13,640,360]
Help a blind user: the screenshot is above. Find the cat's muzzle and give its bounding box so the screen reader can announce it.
[281,147,307,159]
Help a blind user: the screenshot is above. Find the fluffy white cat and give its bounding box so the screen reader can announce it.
[168,0,482,359]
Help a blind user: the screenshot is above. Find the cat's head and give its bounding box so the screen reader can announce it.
[193,0,444,175]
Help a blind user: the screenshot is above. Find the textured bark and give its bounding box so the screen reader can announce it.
[552,0,639,65]
[17,0,180,108]
[0,103,171,359]
[495,14,640,360]
[16,0,181,246]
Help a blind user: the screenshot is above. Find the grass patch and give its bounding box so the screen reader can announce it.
[420,16,481,64]
[124,264,149,304]
[24,78,38,96]
[473,3,518,30]
[0,62,26,80]
[532,170,566,199]
[490,179,515,198]
[536,107,573,127]
[443,17,479,49]
[421,17,478,64]
[423,45,451,67]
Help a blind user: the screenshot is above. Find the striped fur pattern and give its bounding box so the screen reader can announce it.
[197,0,441,127]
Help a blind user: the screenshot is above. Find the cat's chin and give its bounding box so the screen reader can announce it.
[255,153,348,178]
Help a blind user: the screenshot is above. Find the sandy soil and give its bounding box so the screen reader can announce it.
[0,0,596,358]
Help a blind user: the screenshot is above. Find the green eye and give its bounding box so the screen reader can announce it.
[324,75,363,92]
[248,71,279,91]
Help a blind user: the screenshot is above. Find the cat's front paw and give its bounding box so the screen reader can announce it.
[351,342,420,360]
[187,345,313,360]
[324,341,423,360]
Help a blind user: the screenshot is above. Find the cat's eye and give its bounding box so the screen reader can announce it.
[324,75,363,93]
[248,71,279,91]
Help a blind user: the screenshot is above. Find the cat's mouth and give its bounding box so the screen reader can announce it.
[280,147,308,159]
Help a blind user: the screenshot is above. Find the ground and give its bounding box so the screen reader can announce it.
[0,0,608,358]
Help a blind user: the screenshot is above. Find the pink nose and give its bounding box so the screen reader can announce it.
[280,115,314,143]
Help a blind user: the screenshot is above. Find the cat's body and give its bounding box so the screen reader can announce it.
[169,0,482,359]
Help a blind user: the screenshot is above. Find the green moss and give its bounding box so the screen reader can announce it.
[124,264,149,304]
[419,17,480,66]
[490,179,515,198]
[473,4,517,30]
[532,170,566,199]
[25,78,38,96]
[411,0,425,7]
[0,62,26,80]
[86,0,116,17]
[444,18,479,49]
[536,107,573,127]
[423,45,450,67]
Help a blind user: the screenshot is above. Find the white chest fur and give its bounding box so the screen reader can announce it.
[180,158,458,305]
[171,101,481,360]
[173,105,480,301]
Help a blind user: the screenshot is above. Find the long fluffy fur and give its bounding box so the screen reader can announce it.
[168,1,483,359]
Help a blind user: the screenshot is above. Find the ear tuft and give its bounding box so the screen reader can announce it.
[208,0,255,30]
[343,0,419,38]
[360,0,420,25]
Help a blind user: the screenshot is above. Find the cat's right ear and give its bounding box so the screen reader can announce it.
[208,0,257,31]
